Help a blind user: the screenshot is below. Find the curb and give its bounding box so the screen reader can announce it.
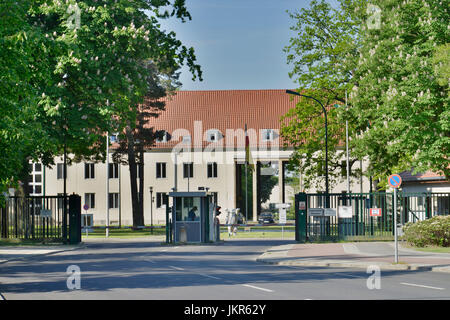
[256,257,450,273]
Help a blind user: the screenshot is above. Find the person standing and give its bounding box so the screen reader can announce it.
[188,206,198,221]
[226,209,237,237]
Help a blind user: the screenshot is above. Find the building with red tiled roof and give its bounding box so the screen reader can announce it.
[399,169,449,193]
[37,89,372,226]
[146,89,296,150]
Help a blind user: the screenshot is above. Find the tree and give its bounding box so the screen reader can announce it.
[349,0,450,183]
[112,62,180,227]
[0,0,56,196]
[281,0,365,190]
[0,0,202,201]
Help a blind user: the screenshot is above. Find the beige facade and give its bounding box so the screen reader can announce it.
[37,147,372,226]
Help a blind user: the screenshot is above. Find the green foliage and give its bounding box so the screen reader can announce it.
[282,0,365,190]
[283,0,449,189]
[402,215,450,247]
[349,0,450,184]
[0,0,202,196]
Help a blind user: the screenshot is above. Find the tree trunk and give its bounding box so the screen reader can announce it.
[126,126,144,227]
[138,150,145,225]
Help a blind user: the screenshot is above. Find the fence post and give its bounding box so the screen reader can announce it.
[425,195,432,219]
[1,204,7,238]
[68,194,81,245]
[295,193,307,243]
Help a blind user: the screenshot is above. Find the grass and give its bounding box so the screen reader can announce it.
[0,238,65,247]
[82,226,165,239]
[402,244,450,254]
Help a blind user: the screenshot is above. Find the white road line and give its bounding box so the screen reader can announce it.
[400,282,445,290]
[200,274,221,280]
[168,266,184,271]
[242,284,274,293]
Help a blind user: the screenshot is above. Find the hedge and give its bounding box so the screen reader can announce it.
[402,215,450,247]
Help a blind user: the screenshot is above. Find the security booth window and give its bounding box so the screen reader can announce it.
[175,197,201,221]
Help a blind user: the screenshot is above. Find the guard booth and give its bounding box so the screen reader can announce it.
[168,191,218,244]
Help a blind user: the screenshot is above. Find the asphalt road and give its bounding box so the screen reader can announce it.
[0,239,449,300]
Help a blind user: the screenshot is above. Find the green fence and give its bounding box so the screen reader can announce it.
[298,192,449,242]
[0,195,81,243]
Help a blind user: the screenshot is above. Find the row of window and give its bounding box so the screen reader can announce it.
[84,192,170,209]
[157,129,277,143]
[56,162,219,180]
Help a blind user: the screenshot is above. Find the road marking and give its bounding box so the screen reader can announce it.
[200,274,221,280]
[400,282,445,290]
[168,266,184,271]
[242,284,274,293]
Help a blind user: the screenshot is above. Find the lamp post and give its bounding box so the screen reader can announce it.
[286,90,329,207]
[334,89,350,193]
[149,186,153,234]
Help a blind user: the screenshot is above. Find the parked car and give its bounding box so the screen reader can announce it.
[258,212,275,224]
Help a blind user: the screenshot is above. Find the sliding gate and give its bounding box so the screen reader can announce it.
[295,192,450,242]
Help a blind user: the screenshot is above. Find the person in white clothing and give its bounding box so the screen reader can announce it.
[226,209,238,237]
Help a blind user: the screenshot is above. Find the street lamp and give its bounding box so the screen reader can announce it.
[149,186,153,234]
[286,90,329,206]
[334,90,350,193]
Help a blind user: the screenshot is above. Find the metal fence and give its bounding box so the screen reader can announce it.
[0,196,68,241]
[303,192,450,242]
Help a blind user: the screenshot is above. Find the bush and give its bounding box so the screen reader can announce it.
[402,215,450,247]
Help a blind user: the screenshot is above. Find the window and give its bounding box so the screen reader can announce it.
[156,131,169,143]
[183,162,193,178]
[57,163,66,179]
[109,193,119,209]
[261,129,275,141]
[341,161,351,177]
[207,162,218,178]
[84,193,95,209]
[156,162,167,178]
[156,192,169,208]
[34,163,42,172]
[84,163,95,179]
[207,130,221,142]
[109,163,119,179]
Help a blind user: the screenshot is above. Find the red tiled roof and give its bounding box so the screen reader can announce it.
[144,89,299,150]
[399,170,447,182]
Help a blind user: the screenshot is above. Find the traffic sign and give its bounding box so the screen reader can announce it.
[369,208,382,217]
[83,204,89,211]
[388,174,402,189]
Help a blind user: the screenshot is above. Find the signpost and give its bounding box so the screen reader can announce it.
[82,204,92,237]
[369,208,382,217]
[388,174,402,263]
[338,206,352,218]
[276,203,290,239]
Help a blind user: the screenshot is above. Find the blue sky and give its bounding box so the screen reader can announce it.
[158,0,314,91]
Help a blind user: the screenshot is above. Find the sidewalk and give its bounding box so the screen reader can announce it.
[257,242,450,273]
[0,244,84,264]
